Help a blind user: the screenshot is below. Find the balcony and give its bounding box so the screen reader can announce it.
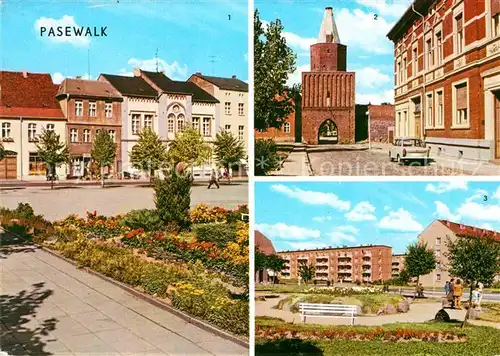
[1,137,14,143]
[315,258,329,266]
[28,137,39,143]
[362,269,371,275]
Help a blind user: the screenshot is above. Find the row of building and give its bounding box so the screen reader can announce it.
[0,69,248,180]
[256,219,500,287]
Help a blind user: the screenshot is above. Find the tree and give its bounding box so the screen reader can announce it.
[0,142,5,160]
[255,249,267,275]
[254,9,296,132]
[130,128,167,184]
[167,126,212,168]
[398,269,410,285]
[35,129,70,190]
[298,262,315,284]
[266,254,286,284]
[154,168,193,230]
[255,139,281,176]
[91,130,116,188]
[405,242,436,295]
[446,235,500,327]
[213,130,245,184]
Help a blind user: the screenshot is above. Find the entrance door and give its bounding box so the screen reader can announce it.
[495,91,500,159]
[318,120,339,144]
[0,153,17,180]
[415,113,421,138]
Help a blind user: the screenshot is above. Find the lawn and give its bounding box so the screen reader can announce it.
[255,317,500,355]
[478,302,500,323]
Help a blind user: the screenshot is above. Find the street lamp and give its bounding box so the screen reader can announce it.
[365,108,371,151]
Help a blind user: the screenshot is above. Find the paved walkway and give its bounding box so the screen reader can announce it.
[272,151,311,176]
[0,246,248,355]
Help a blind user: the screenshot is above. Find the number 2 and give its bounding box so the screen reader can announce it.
[374,14,378,20]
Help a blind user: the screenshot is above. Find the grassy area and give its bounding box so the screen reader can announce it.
[255,317,500,355]
[478,302,500,323]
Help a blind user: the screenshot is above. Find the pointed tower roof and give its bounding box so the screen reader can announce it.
[317,7,341,44]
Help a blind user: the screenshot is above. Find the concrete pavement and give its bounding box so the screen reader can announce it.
[271,150,311,176]
[0,246,248,355]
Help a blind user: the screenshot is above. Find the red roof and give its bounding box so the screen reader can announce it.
[369,104,395,120]
[255,231,276,255]
[438,220,500,241]
[0,71,65,119]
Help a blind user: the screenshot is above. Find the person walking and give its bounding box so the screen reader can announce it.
[448,278,455,308]
[444,281,450,295]
[453,279,464,309]
[207,168,220,189]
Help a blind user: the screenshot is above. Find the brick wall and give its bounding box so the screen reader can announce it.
[255,110,295,143]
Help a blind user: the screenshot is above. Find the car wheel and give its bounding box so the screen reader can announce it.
[396,154,401,164]
[389,152,393,162]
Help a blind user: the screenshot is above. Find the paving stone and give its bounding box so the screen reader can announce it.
[71,311,123,333]
[108,335,158,354]
[59,332,111,351]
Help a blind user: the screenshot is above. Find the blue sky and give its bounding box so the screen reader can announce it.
[256,0,413,104]
[1,0,248,83]
[255,181,500,254]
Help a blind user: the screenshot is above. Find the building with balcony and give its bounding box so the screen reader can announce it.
[391,253,407,278]
[255,231,278,283]
[277,244,392,283]
[387,0,500,162]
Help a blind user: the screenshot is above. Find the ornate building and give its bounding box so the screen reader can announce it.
[301,7,356,145]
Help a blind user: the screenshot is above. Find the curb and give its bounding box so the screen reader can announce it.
[306,146,369,153]
[39,246,250,349]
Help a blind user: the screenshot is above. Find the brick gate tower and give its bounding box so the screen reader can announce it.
[301,7,355,145]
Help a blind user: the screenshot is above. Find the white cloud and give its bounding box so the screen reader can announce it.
[329,231,357,244]
[356,0,412,19]
[466,189,488,202]
[271,184,351,211]
[384,205,391,211]
[434,201,461,222]
[288,241,327,250]
[255,222,320,241]
[356,89,394,105]
[337,225,360,235]
[425,181,468,194]
[493,186,500,199]
[355,67,391,89]
[127,58,188,80]
[457,202,500,222]
[312,216,332,223]
[51,72,65,84]
[283,31,316,53]
[345,201,376,221]
[480,223,494,231]
[287,63,310,87]
[378,209,423,232]
[34,15,90,47]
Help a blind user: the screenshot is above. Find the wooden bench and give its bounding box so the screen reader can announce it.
[299,303,358,325]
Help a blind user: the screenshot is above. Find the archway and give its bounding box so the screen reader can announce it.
[318,119,338,144]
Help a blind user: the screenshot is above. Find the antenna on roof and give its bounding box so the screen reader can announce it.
[155,48,159,73]
[208,55,217,75]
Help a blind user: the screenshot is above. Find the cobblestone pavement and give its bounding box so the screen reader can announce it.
[309,150,473,176]
[0,184,248,221]
[0,246,248,356]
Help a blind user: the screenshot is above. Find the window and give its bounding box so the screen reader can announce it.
[29,153,46,176]
[283,122,291,133]
[436,250,441,258]
[426,38,433,68]
[144,115,153,130]
[109,130,116,142]
[225,102,231,115]
[89,101,97,117]
[396,61,400,85]
[28,123,37,141]
[224,124,231,131]
[426,93,433,127]
[412,47,418,76]
[83,129,91,143]
[238,125,244,141]
[436,90,444,126]
[202,117,211,137]
[46,124,55,132]
[70,128,78,143]
[435,31,442,65]
[455,82,468,125]
[404,111,409,136]
[493,0,500,37]
[436,274,441,282]
[168,114,175,133]
[238,103,244,116]
[105,103,113,118]
[1,122,11,138]
[75,101,83,116]
[192,117,200,132]
[402,57,407,82]
[177,114,185,132]
[397,112,402,136]
[455,13,464,54]
[132,114,140,135]
[436,237,441,246]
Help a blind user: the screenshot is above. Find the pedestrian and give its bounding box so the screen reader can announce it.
[453,279,464,309]
[448,278,455,308]
[207,168,220,189]
[418,283,425,298]
[444,281,450,295]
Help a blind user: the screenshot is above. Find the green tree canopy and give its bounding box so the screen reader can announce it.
[91,130,116,188]
[254,9,296,131]
[35,129,70,189]
[213,130,245,183]
[129,128,167,183]
[167,126,212,168]
[405,242,436,288]
[255,139,281,176]
[0,143,5,160]
[298,262,315,284]
[266,254,287,284]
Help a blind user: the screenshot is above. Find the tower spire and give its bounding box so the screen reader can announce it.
[318,6,341,44]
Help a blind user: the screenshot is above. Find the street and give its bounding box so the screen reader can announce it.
[392,289,500,302]
[0,183,248,221]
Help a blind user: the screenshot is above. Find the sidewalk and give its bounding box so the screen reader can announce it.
[0,246,248,356]
[271,150,312,176]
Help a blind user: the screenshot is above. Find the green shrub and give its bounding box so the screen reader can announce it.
[193,223,237,247]
[226,205,249,223]
[120,209,164,232]
[255,139,280,176]
[15,203,35,218]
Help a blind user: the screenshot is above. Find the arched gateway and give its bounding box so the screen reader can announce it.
[318,119,338,144]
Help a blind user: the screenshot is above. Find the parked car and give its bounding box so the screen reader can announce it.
[122,170,141,180]
[389,137,430,165]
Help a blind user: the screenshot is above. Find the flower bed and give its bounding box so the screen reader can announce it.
[256,325,466,343]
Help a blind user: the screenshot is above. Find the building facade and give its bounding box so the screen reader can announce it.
[0,71,67,180]
[255,231,278,283]
[418,219,500,287]
[388,0,500,161]
[369,104,396,143]
[254,106,296,143]
[56,78,123,178]
[391,254,407,278]
[302,7,356,145]
[277,245,393,283]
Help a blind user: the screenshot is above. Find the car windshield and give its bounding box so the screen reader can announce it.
[402,139,424,147]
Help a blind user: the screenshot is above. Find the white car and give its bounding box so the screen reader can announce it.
[389,138,430,165]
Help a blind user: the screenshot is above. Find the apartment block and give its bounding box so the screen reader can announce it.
[391,254,407,278]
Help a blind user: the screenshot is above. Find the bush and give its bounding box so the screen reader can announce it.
[193,223,237,248]
[14,203,35,218]
[255,139,280,175]
[120,209,164,232]
[154,169,193,229]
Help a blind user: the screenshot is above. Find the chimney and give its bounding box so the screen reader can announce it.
[76,76,82,80]
[232,75,237,79]
[22,70,28,78]
[133,68,141,77]
[196,72,202,75]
